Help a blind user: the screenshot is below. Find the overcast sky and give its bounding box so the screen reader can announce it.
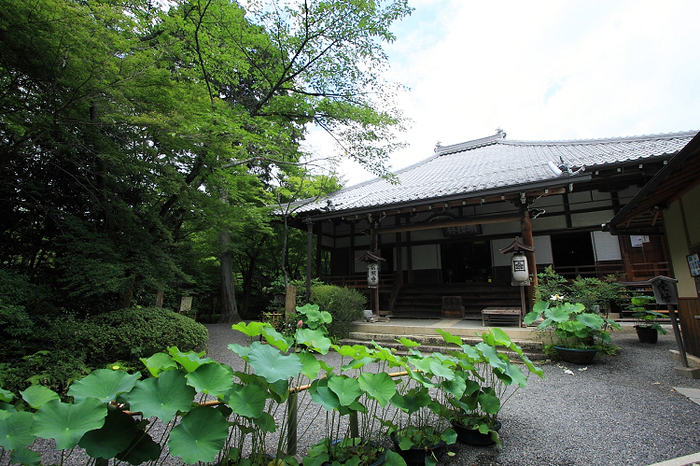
[303,0,700,186]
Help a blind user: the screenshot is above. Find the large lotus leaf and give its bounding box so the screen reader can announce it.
[544,305,572,323]
[383,449,407,466]
[390,390,431,415]
[475,342,507,372]
[231,321,268,338]
[68,369,140,404]
[334,344,371,359]
[0,411,35,450]
[341,356,375,371]
[405,367,436,388]
[441,375,467,399]
[459,344,482,363]
[126,369,195,421]
[318,359,336,375]
[478,389,501,415]
[523,309,542,325]
[504,363,528,387]
[396,337,421,348]
[328,376,362,407]
[168,406,229,465]
[295,352,321,380]
[10,447,41,466]
[481,328,515,349]
[429,359,455,380]
[140,353,177,377]
[267,378,290,404]
[436,328,462,347]
[79,409,139,459]
[408,355,431,374]
[309,379,339,411]
[248,342,303,382]
[169,348,214,373]
[186,362,234,398]
[227,343,251,360]
[261,326,292,352]
[227,383,267,418]
[295,328,332,355]
[255,412,277,433]
[358,372,397,407]
[577,312,604,330]
[463,379,481,396]
[338,399,367,416]
[441,428,457,445]
[32,398,106,450]
[20,385,59,409]
[0,387,13,403]
[116,430,161,465]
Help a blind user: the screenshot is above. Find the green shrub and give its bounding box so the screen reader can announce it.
[83,307,208,365]
[309,285,366,340]
[0,306,208,396]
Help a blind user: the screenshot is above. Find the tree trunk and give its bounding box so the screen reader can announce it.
[118,275,135,310]
[218,230,241,323]
[154,284,164,308]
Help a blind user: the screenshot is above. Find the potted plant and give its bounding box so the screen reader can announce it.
[524,298,621,364]
[436,329,544,447]
[377,337,458,466]
[629,295,667,343]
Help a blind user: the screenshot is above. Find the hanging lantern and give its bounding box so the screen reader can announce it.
[367,262,379,287]
[511,252,529,282]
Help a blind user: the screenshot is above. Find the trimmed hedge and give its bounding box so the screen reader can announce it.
[309,285,366,340]
[0,306,208,395]
[83,307,209,365]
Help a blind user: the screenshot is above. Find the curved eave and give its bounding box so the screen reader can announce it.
[302,173,591,222]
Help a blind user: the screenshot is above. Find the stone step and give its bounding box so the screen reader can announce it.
[340,331,546,361]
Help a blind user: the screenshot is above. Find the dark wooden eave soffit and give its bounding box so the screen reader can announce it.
[608,132,700,235]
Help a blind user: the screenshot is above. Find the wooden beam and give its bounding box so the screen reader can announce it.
[378,212,522,235]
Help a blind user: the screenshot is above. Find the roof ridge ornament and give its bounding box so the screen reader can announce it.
[496,127,506,138]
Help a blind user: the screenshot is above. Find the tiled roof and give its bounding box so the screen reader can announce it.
[295,130,697,216]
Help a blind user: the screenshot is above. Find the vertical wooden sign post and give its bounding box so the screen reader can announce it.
[649,275,700,378]
[357,251,385,321]
[499,238,535,326]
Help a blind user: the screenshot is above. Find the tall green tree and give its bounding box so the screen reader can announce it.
[0,0,410,319]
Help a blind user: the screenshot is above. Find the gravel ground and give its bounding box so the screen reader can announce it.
[6,324,700,466]
[205,323,700,466]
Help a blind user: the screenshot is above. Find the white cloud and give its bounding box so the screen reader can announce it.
[308,0,700,186]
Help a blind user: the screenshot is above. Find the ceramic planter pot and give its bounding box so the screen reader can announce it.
[554,346,597,364]
[389,432,446,466]
[451,420,501,446]
[635,326,659,344]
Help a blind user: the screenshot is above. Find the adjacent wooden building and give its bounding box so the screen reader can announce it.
[609,131,700,357]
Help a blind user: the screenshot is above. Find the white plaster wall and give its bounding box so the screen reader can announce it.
[354,250,368,273]
[571,210,615,228]
[591,231,622,261]
[413,244,441,270]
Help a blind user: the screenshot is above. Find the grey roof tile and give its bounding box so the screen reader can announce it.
[295,130,698,216]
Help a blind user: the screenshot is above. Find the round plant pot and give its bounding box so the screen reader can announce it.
[635,326,659,344]
[554,346,597,364]
[452,420,501,446]
[389,433,446,466]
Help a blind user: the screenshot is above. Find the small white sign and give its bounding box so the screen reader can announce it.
[630,235,649,247]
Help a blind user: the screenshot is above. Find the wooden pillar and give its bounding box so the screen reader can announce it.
[306,220,313,303]
[406,231,413,284]
[349,223,355,277]
[521,209,538,306]
[315,222,322,277]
